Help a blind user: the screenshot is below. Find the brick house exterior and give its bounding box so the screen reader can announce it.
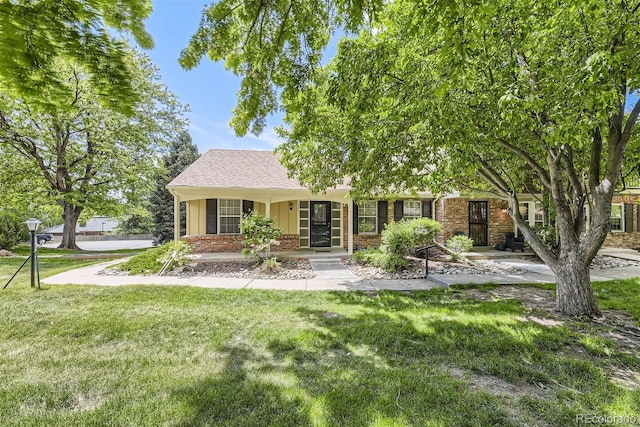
[167,149,640,253]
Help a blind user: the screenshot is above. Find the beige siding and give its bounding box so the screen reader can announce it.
[186,199,297,236]
[271,201,298,234]
[186,199,207,235]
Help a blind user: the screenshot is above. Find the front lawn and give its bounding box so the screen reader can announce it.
[1,279,639,426]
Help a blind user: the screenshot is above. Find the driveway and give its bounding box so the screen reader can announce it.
[43,240,154,251]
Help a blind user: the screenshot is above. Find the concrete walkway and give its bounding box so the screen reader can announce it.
[41,256,639,291]
[309,258,359,279]
[42,260,446,291]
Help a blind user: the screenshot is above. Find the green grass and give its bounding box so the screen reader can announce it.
[520,278,640,324]
[1,276,639,425]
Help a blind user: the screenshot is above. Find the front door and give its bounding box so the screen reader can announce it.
[469,201,488,246]
[310,201,331,247]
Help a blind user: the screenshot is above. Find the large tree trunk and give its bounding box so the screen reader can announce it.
[59,201,83,250]
[550,252,601,317]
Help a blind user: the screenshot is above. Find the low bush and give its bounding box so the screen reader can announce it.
[382,217,441,256]
[353,248,407,272]
[118,241,192,275]
[446,235,473,259]
[260,256,282,273]
[0,212,29,250]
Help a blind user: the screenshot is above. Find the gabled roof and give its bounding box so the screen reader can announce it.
[168,149,350,190]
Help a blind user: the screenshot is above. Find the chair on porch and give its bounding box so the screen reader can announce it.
[504,232,525,252]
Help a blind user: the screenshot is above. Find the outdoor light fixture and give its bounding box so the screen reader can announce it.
[25,218,41,232]
[25,218,41,289]
[289,202,294,211]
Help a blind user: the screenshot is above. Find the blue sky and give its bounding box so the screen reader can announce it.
[145,0,284,153]
[145,1,639,154]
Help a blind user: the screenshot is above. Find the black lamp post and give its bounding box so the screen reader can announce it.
[25,218,41,289]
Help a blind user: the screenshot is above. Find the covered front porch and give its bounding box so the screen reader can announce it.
[169,186,356,254]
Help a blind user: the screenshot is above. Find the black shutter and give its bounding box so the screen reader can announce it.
[242,200,254,215]
[421,200,432,219]
[394,201,403,222]
[352,202,359,234]
[377,201,388,233]
[624,203,634,233]
[206,199,217,234]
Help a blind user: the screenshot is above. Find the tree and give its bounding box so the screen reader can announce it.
[184,0,640,317]
[0,0,153,115]
[0,49,186,249]
[150,131,200,244]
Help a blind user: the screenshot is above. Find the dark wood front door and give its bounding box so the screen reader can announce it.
[469,201,488,246]
[310,202,331,247]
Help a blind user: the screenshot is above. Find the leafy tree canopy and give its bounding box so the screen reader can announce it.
[185,0,640,316]
[0,47,187,249]
[0,0,153,114]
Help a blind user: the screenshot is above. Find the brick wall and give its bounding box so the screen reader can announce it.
[489,199,515,247]
[441,197,514,247]
[183,235,244,253]
[183,234,300,253]
[275,234,300,251]
[603,194,640,249]
[343,202,395,250]
[441,198,468,244]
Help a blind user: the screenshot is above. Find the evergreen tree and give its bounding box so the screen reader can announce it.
[151,131,200,244]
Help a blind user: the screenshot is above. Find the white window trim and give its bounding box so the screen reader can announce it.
[403,200,422,219]
[610,203,624,232]
[219,198,242,235]
[358,200,378,235]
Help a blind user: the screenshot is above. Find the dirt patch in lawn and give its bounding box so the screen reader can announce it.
[447,366,551,400]
[458,284,640,390]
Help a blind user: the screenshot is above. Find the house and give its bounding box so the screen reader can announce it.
[44,216,119,236]
[167,149,640,253]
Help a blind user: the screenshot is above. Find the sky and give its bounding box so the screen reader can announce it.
[143,1,639,155]
[145,0,284,153]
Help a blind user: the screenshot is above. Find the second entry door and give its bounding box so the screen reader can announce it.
[469,201,488,246]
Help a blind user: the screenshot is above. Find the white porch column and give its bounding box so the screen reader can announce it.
[347,200,354,255]
[265,198,271,218]
[173,193,180,242]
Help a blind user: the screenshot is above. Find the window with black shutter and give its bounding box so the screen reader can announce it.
[624,203,634,233]
[206,199,217,234]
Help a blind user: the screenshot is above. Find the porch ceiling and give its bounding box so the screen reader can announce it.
[168,186,352,203]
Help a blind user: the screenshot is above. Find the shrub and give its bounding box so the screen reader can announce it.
[0,212,29,250]
[240,211,283,261]
[353,248,407,272]
[260,256,281,273]
[118,240,192,275]
[382,217,441,256]
[533,225,557,252]
[446,235,474,259]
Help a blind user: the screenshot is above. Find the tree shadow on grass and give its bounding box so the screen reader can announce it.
[172,290,638,426]
[172,344,310,426]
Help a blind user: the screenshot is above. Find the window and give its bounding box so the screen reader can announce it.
[403,200,421,218]
[358,200,377,233]
[533,202,545,227]
[518,201,545,227]
[219,199,241,234]
[611,203,623,232]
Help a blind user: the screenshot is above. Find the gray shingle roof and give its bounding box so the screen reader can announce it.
[168,149,350,190]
